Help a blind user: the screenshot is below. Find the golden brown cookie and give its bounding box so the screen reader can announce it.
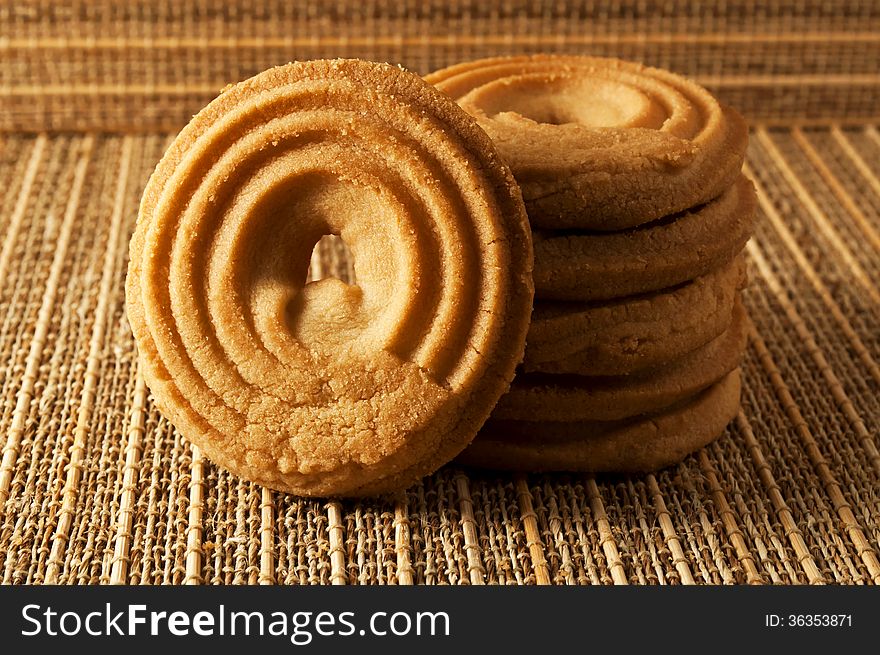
[495,299,746,422]
[458,369,741,472]
[126,59,534,498]
[533,175,755,301]
[427,55,748,231]
[524,255,746,376]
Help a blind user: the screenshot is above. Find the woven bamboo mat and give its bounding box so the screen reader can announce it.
[0,127,878,585]
[1,0,879,585]
[2,1,880,130]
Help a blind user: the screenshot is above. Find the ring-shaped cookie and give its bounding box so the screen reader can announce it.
[495,299,746,422]
[126,60,533,497]
[459,369,742,472]
[427,55,748,231]
[533,176,755,301]
[524,255,746,376]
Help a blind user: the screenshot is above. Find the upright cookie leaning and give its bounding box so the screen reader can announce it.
[126,60,534,497]
[427,55,749,231]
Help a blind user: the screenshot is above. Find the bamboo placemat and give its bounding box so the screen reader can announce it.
[2,1,880,130]
[0,126,878,584]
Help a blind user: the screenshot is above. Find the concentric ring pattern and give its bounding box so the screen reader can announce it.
[427,55,749,230]
[126,60,533,497]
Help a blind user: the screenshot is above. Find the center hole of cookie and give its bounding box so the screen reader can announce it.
[308,234,356,285]
[259,172,400,353]
[474,74,660,128]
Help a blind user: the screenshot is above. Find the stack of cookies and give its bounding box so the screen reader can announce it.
[428,56,755,472]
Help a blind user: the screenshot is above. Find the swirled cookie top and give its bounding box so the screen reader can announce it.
[427,55,748,230]
[126,60,533,496]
